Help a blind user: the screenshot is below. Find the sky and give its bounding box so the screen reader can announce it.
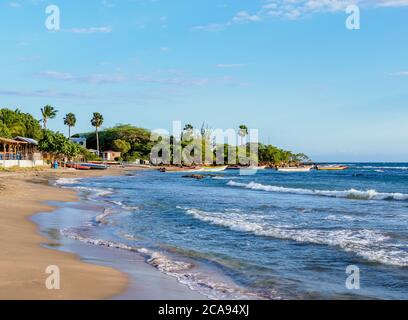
[0,0,407,162]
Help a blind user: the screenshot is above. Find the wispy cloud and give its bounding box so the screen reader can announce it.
[0,89,94,99]
[216,63,245,68]
[69,26,113,34]
[194,0,408,31]
[391,71,408,76]
[37,71,127,84]
[8,2,21,8]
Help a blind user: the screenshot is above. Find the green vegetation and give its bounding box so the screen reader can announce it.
[76,124,153,162]
[0,108,43,139]
[38,130,81,160]
[40,105,58,130]
[91,112,104,156]
[63,113,77,138]
[1,107,310,166]
[258,143,310,166]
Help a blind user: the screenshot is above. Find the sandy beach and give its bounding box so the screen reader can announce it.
[0,167,136,300]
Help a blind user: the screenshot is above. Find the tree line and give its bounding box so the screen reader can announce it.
[1,107,310,165]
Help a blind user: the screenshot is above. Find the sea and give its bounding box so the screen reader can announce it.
[36,163,408,300]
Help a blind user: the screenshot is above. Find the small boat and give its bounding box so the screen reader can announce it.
[81,163,109,170]
[200,165,228,172]
[65,163,91,170]
[240,165,268,172]
[317,165,348,171]
[277,166,313,172]
[160,167,203,173]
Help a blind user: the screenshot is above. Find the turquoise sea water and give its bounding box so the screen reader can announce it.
[54,163,408,299]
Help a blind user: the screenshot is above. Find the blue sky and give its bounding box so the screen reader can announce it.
[0,0,407,161]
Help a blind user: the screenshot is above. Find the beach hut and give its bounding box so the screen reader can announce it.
[0,136,44,167]
[101,150,121,161]
[0,137,26,161]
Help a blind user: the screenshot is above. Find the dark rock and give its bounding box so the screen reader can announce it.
[182,174,206,180]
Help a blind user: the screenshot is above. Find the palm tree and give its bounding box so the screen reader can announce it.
[91,112,104,156]
[182,124,194,141]
[41,105,58,130]
[238,125,248,146]
[63,113,77,138]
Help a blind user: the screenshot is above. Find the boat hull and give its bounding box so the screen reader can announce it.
[200,166,228,172]
[277,167,312,172]
[317,166,348,171]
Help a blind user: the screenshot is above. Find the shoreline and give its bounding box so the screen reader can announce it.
[0,166,207,300]
[0,167,133,299]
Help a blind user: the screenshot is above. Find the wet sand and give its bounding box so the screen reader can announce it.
[0,166,204,300]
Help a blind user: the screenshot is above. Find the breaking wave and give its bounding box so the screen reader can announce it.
[182,208,408,267]
[227,181,408,201]
[60,229,272,300]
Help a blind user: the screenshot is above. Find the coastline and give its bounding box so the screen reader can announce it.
[0,167,132,299]
[0,166,207,300]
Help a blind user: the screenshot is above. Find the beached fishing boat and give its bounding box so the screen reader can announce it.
[200,165,228,172]
[81,163,109,170]
[277,166,313,172]
[65,163,91,170]
[228,165,267,170]
[317,165,348,171]
[160,167,203,173]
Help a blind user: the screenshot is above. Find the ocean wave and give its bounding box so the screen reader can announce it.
[95,208,115,224]
[183,208,408,267]
[60,229,272,300]
[111,200,139,211]
[73,186,114,197]
[227,181,408,201]
[357,166,408,170]
[54,177,82,185]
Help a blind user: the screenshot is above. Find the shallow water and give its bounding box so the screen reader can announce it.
[53,163,408,299]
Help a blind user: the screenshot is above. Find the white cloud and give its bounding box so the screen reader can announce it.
[232,11,262,23]
[37,71,127,84]
[9,2,21,8]
[0,89,94,99]
[194,0,408,30]
[70,27,112,34]
[392,71,408,76]
[216,64,245,68]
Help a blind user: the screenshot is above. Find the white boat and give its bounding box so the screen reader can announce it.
[200,165,228,172]
[240,165,267,171]
[277,166,313,172]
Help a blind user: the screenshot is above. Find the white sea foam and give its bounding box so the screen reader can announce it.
[111,200,139,211]
[227,181,408,201]
[95,208,115,224]
[55,177,82,186]
[72,186,114,197]
[183,208,408,267]
[358,166,408,170]
[60,229,272,299]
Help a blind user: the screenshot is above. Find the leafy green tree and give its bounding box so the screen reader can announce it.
[112,139,131,155]
[38,130,81,161]
[78,124,152,160]
[91,112,104,156]
[0,108,42,139]
[41,105,58,130]
[64,113,77,138]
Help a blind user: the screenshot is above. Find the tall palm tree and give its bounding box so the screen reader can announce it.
[63,113,77,138]
[238,125,248,146]
[91,112,104,156]
[182,124,194,141]
[41,105,58,130]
